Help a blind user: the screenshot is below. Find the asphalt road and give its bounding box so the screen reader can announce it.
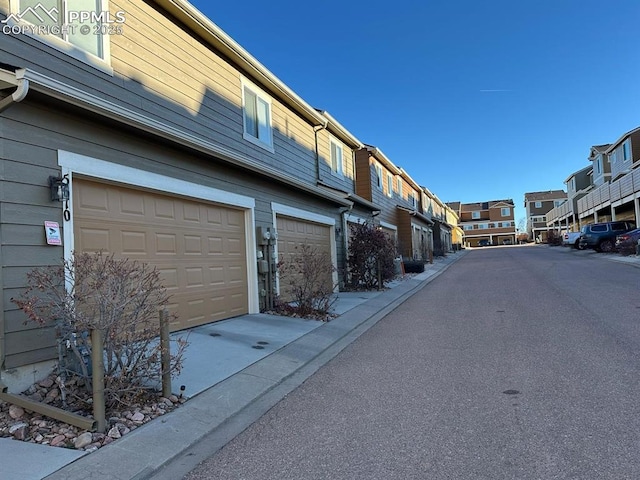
[183,246,640,479]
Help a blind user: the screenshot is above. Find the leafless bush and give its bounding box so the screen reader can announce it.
[12,252,187,408]
[276,243,337,319]
[347,222,397,290]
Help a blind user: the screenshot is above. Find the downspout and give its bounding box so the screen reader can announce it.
[313,123,327,184]
[340,205,353,287]
[0,76,30,113]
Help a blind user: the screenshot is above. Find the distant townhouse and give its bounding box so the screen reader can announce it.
[524,190,567,242]
[449,200,516,247]
[575,127,640,226]
[547,127,640,233]
[444,201,464,249]
[445,204,464,250]
[546,166,592,232]
[424,188,459,254]
[353,146,433,261]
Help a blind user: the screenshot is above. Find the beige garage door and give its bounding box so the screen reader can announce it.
[73,179,248,331]
[276,215,332,299]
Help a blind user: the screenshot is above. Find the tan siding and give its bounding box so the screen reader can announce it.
[354,150,373,200]
[396,213,412,259]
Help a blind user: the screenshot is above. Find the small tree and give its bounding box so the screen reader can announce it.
[276,243,337,319]
[12,252,187,408]
[347,222,396,290]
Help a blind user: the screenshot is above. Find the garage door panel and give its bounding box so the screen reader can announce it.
[158,268,179,289]
[153,198,176,220]
[121,231,147,254]
[74,179,248,331]
[184,235,203,254]
[77,227,111,252]
[276,215,332,301]
[120,191,146,216]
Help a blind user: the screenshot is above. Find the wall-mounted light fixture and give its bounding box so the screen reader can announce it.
[49,174,70,202]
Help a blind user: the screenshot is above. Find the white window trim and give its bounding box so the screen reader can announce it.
[534,201,542,208]
[472,211,480,219]
[501,207,510,217]
[386,173,393,197]
[241,77,274,152]
[7,0,114,75]
[57,149,259,314]
[375,164,383,190]
[329,137,344,177]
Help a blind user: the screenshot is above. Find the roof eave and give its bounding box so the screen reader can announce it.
[316,110,363,149]
[153,0,327,127]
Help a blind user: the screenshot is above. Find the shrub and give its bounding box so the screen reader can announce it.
[347,222,397,290]
[11,252,187,408]
[276,243,337,319]
[546,230,562,246]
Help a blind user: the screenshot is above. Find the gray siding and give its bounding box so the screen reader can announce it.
[1,98,345,368]
[0,0,320,186]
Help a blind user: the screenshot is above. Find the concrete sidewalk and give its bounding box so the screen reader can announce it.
[0,251,466,480]
[553,243,640,268]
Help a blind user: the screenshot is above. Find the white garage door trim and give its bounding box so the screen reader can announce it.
[271,202,338,294]
[57,150,259,315]
[379,220,397,232]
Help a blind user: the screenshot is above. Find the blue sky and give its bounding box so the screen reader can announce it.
[191,0,640,225]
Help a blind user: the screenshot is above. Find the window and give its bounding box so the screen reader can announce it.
[623,141,630,162]
[11,0,111,60]
[596,156,602,174]
[463,225,473,231]
[408,193,416,208]
[242,81,273,149]
[330,139,343,176]
[478,223,489,229]
[534,201,542,208]
[554,200,563,207]
[501,207,510,216]
[386,173,393,197]
[375,164,383,190]
[472,211,480,219]
[396,177,403,198]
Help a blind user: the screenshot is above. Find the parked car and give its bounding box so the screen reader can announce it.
[562,232,582,249]
[579,221,636,252]
[478,239,491,247]
[615,228,640,255]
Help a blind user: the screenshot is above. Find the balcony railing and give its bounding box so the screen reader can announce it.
[577,167,640,217]
[546,200,573,225]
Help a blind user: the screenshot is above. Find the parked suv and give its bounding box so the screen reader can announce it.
[579,221,636,252]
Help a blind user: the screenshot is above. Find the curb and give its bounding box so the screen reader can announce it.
[45,251,467,480]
